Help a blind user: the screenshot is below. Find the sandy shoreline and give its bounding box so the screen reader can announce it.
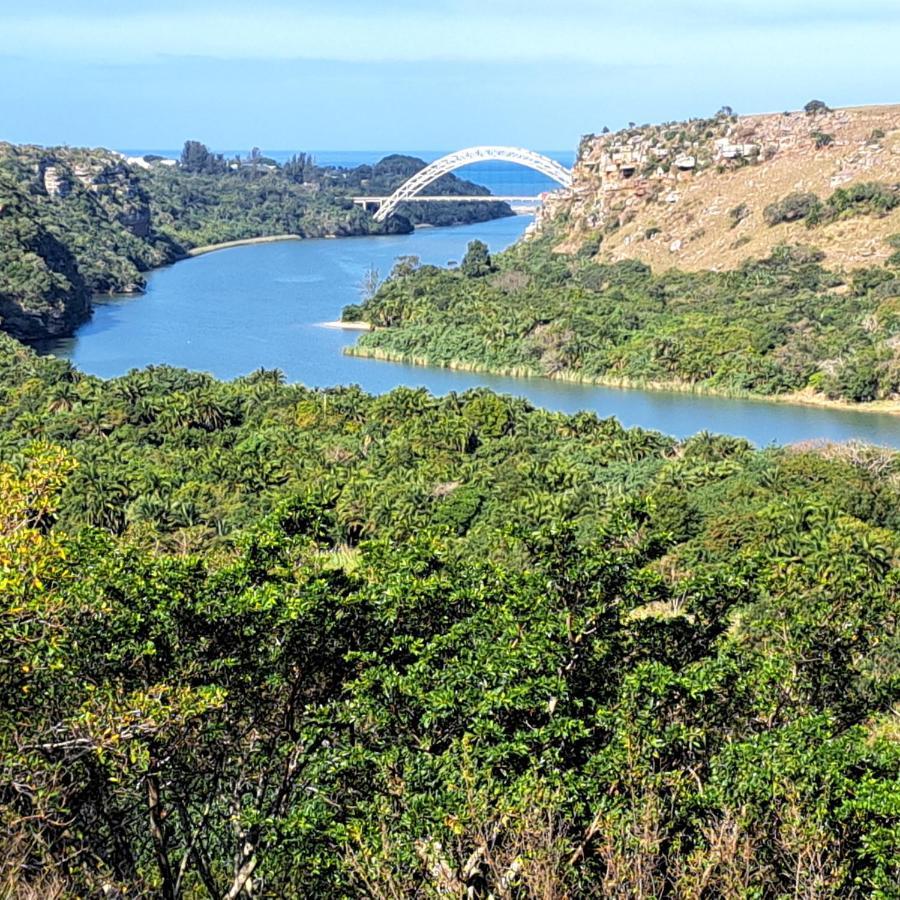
[186,234,302,257]
[320,320,372,331]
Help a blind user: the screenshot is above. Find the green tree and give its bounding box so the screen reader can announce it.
[460,239,495,278]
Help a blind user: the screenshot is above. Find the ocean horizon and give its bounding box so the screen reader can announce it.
[120,148,577,196]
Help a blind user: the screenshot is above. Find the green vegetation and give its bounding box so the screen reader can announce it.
[764,182,900,230]
[348,234,900,404]
[804,99,831,115]
[327,153,514,228]
[1,332,899,896]
[763,191,820,225]
[0,146,179,339]
[140,163,381,249]
[144,148,513,247]
[0,142,511,342]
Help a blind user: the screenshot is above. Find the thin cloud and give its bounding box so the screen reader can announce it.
[3,5,898,66]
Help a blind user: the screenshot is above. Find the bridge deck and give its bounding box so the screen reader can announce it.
[353,195,543,204]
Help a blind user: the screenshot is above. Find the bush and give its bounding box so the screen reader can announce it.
[577,233,603,258]
[804,99,830,115]
[765,183,900,230]
[827,181,900,217]
[729,203,750,228]
[460,240,494,278]
[826,350,883,402]
[811,131,834,149]
[763,192,821,226]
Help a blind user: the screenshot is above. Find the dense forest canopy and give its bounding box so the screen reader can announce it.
[2,332,899,896]
[347,229,900,405]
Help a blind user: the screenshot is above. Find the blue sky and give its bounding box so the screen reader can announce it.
[2,0,899,152]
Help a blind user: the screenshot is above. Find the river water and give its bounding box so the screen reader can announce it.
[39,215,900,448]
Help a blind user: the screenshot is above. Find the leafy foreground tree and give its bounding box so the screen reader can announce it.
[1,337,899,896]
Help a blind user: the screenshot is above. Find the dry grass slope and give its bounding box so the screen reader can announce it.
[542,103,900,272]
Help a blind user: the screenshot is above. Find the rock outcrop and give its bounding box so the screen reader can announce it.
[0,144,178,340]
[535,103,900,271]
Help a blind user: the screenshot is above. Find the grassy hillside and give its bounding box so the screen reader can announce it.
[346,104,900,410]
[541,103,900,272]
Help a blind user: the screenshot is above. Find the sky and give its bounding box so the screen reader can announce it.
[1,0,899,153]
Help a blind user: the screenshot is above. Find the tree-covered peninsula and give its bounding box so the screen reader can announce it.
[347,233,900,407]
[0,142,512,342]
[1,333,899,896]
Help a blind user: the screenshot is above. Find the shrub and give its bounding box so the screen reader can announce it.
[811,131,834,149]
[804,99,830,115]
[763,192,821,226]
[826,182,900,218]
[460,240,494,278]
[729,203,750,229]
[827,350,883,402]
[577,233,603,258]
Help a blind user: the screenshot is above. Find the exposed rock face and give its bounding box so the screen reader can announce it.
[61,154,154,238]
[0,143,178,341]
[534,104,900,271]
[41,164,71,198]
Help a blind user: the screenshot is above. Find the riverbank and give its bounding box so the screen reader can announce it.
[186,234,302,257]
[320,320,372,331]
[345,343,900,417]
[38,213,900,448]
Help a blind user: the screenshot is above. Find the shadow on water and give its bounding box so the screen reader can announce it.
[37,215,900,448]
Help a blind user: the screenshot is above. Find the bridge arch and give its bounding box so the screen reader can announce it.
[372,146,572,222]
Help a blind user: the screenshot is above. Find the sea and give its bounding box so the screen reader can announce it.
[119,149,577,197]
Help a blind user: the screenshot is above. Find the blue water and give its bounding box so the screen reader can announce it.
[39,216,900,448]
[121,149,577,197]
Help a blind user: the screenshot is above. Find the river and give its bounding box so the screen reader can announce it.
[38,215,900,448]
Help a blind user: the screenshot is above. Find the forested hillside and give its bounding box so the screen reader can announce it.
[0,146,178,340]
[347,232,900,407]
[0,142,511,342]
[2,333,899,896]
[141,151,512,248]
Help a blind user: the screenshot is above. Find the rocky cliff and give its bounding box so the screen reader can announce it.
[535,103,900,272]
[0,144,178,340]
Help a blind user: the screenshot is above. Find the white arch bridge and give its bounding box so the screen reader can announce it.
[353,146,572,223]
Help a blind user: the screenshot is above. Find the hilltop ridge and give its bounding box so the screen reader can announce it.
[536,103,900,271]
